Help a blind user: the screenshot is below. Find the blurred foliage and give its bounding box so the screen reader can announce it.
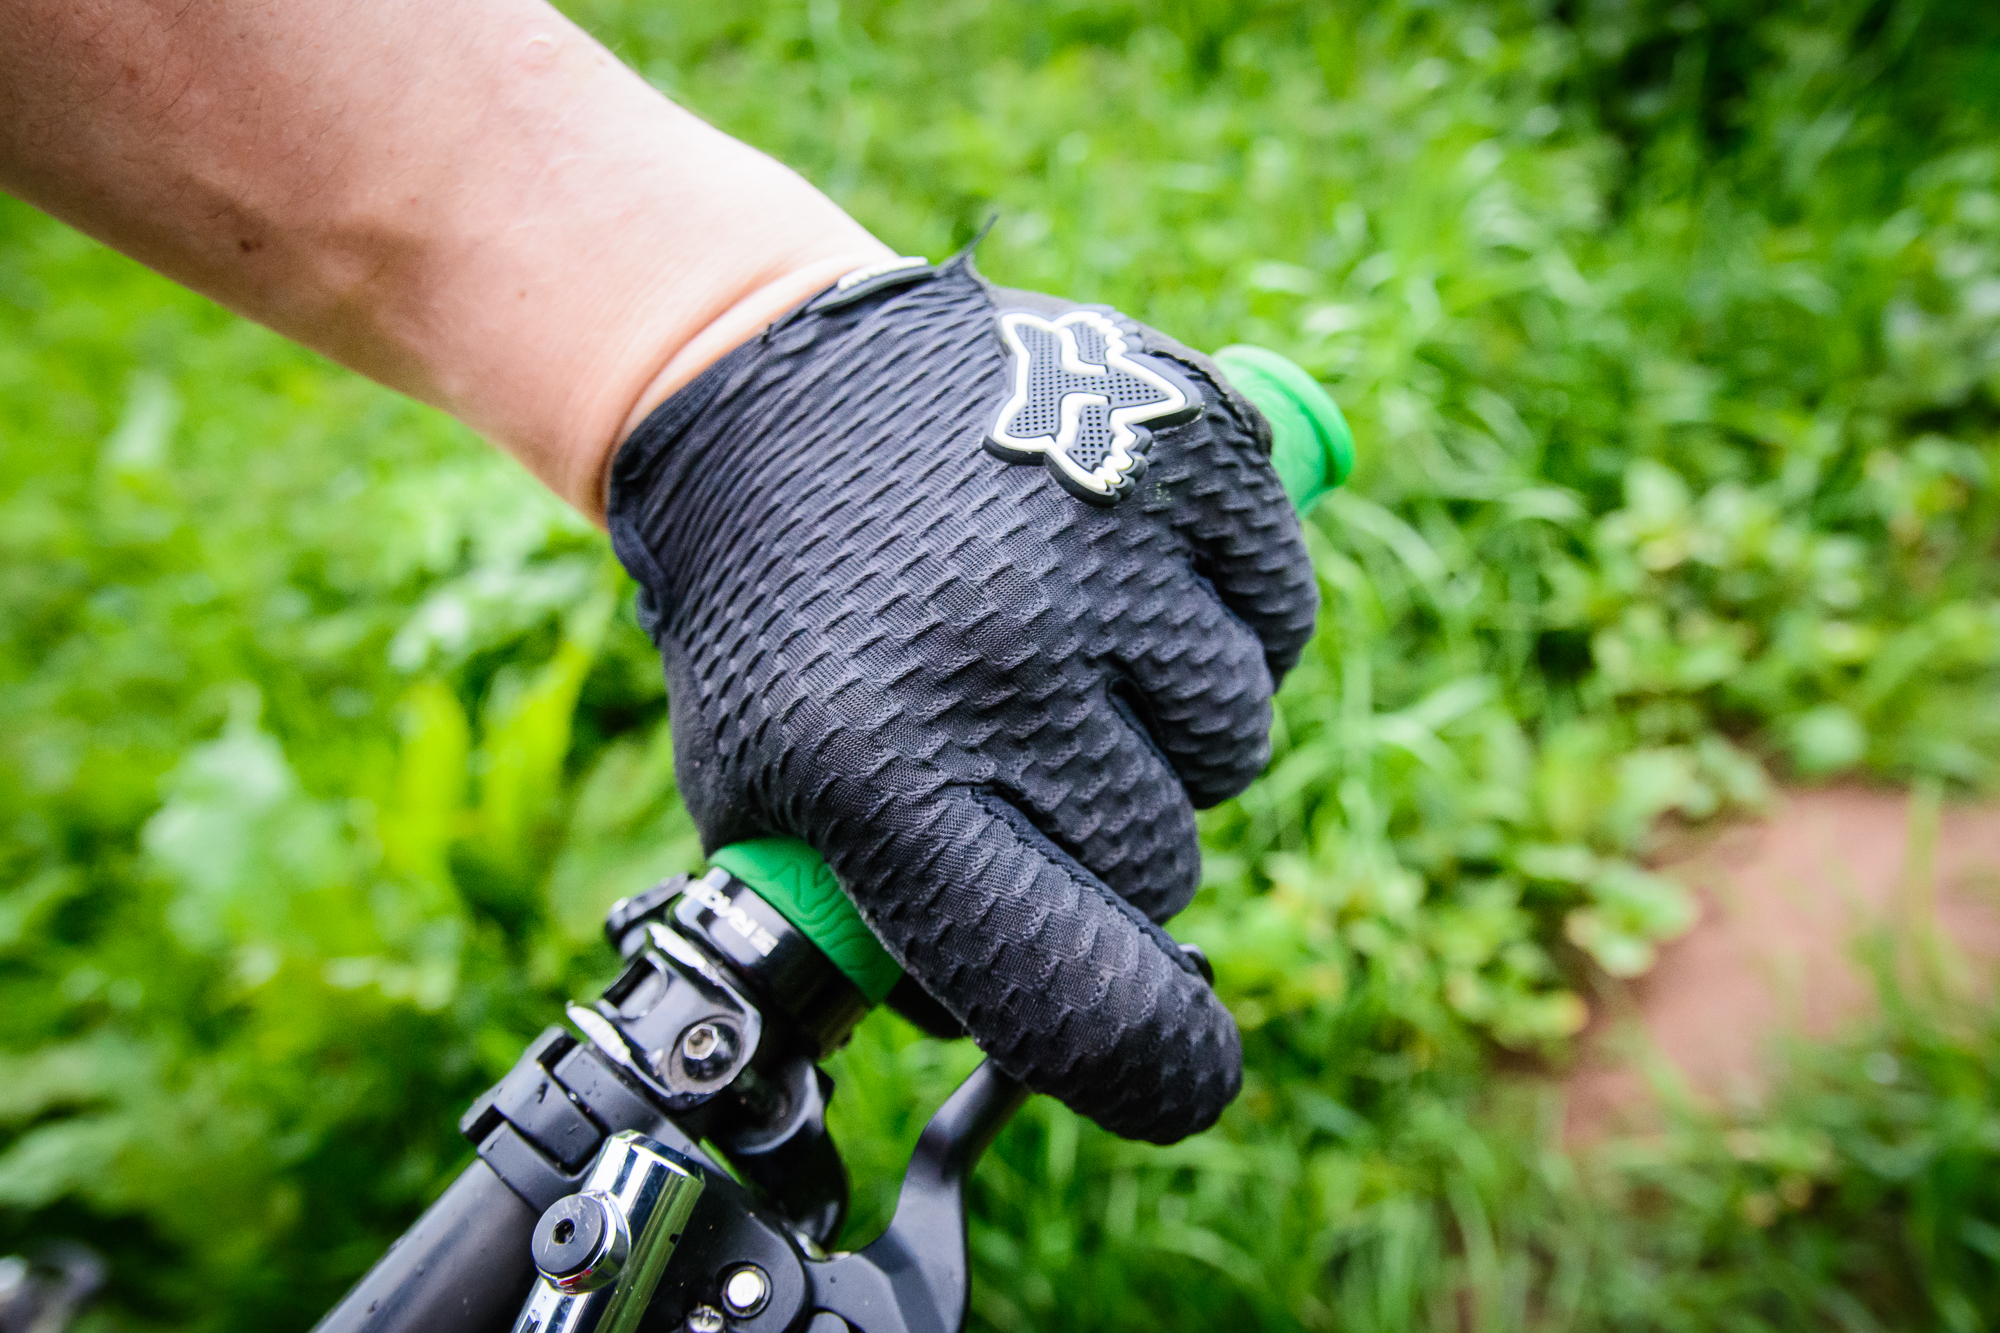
[4,0,2000,1328]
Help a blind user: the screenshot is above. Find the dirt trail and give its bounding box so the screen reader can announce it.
[1564,786,2000,1144]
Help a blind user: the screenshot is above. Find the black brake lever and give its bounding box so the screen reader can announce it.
[804,1060,1028,1333]
[810,939,1200,1331]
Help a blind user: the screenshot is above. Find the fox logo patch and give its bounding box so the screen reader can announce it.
[985,309,1202,504]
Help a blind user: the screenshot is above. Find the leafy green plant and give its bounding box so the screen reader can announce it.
[3,0,1999,1329]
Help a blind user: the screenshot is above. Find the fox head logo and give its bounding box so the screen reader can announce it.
[985,309,1202,505]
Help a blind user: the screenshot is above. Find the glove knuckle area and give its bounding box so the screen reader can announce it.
[1103,573,1277,810]
[1144,391,1320,682]
[831,790,1241,1143]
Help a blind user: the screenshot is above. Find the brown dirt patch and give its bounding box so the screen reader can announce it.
[1563,785,2000,1144]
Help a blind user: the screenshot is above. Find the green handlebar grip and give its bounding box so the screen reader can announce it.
[706,349,1352,1002]
[707,837,902,1004]
[1211,345,1354,514]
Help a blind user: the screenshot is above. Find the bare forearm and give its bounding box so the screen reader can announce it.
[0,0,891,515]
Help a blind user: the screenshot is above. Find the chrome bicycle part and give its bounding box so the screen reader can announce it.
[720,1265,770,1317]
[510,1132,703,1333]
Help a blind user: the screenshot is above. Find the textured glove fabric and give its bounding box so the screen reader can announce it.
[606,255,1316,1142]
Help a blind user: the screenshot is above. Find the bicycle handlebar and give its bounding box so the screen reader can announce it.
[312,1159,538,1333]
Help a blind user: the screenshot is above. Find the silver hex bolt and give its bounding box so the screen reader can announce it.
[681,1023,721,1062]
[675,1020,740,1082]
[721,1264,771,1316]
[685,1305,725,1333]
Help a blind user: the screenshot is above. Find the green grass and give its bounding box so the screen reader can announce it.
[5,0,2000,1328]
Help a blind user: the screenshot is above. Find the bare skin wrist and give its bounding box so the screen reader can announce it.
[579,247,892,518]
[0,0,894,523]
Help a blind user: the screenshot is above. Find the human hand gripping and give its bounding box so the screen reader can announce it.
[609,256,1344,1142]
[0,0,1352,1142]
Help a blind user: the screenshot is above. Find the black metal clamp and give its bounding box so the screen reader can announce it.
[317,868,1030,1333]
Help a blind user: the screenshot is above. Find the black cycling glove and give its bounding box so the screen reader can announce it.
[606,253,1316,1143]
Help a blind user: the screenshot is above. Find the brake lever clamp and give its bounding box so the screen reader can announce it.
[478,868,1033,1333]
[506,1057,1026,1333]
[565,921,765,1119]
[510,1132,704,1333]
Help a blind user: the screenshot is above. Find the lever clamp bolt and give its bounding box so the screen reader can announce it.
[675,1020,740,1082]
[682,1023,721,1061]
[721,1264,771,1316]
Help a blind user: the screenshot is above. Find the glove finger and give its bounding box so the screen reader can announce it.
[825,787,1241,1143]
[1143,354,1320,681]
[1097,559,1278,810]
[1006,690,1201,923]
